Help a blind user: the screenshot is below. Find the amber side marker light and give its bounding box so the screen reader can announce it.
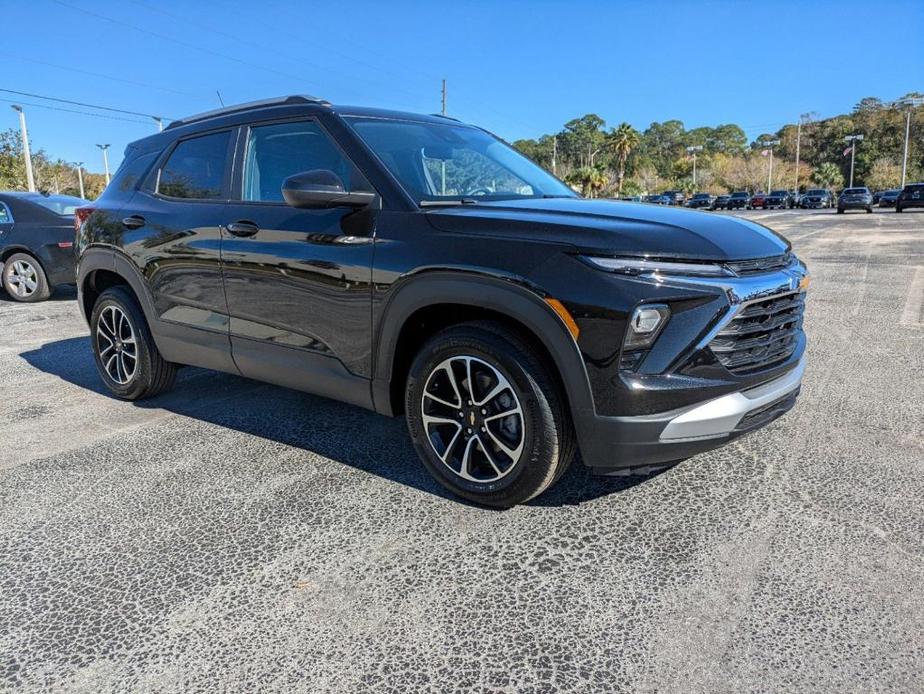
[545,298,580,340]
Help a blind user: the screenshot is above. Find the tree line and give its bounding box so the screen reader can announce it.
[512,93,924,197]
[1,129,107,199]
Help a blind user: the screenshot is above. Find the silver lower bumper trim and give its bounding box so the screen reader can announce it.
[659,358,806,442]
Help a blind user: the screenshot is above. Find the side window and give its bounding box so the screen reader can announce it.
[111,150,159,194]
[242,121,368,202]
[0,203,11,224]
[158,131,231,199]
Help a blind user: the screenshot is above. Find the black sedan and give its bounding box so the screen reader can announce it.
[878,189,901,207]
[837,187,873,213]
[0,192,86,302]
[726,191,751,209]
[800,189,835,209]
[711,194,731,210]
[685,192,715,209]
[766,189,794,209]
[644,194,672,205]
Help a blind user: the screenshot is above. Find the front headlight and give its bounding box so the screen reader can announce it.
[583,256,734,277]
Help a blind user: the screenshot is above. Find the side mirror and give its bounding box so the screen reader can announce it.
[281,170,375,209]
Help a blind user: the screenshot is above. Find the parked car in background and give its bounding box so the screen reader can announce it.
[619,195,642,202]
[0,192,87,302]
[871,190,883,205]
[685,192,715,209]
[837,187,873,213]
[750,192,769,209]
[662,190,685,206]
[878,189,901,207]
[896,183,924,213]
[644,194,671,205]
[711,194,731,210]
[766,190,793,209]
[727,191,751,209]
[73,95,809,507]
[800,189,834,209]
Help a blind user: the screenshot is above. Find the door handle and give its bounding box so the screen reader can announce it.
[225,220,260,237]
[122,215,145,230]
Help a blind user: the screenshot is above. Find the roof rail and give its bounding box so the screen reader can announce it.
[165,95,330,130]
[430,113,462,122]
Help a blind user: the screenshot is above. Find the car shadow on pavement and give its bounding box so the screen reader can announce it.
[21,336,660,508]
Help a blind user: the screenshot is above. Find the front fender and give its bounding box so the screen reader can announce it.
[371,270,596,428]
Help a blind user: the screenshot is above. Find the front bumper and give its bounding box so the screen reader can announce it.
[581,355,805,473]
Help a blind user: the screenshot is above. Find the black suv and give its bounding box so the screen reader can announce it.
[75,96,808,507]
[896,183,924,212]
[726,191,751,210]
[765,190,794,209]
[800,189,834,209]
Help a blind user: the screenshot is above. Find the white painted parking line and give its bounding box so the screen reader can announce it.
[900,266,924,327]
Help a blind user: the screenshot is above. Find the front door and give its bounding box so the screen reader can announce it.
[220,118,377,406]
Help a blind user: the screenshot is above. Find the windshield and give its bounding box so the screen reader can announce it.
[770,190,788,196]
[731,192,748,198]
[843,188,867,194]
[806,189,826,196]
[693,193,710,199]
[26,194,87,215]
[348,117,576,203]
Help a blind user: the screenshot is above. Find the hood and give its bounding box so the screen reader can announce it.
[425,197,789,261]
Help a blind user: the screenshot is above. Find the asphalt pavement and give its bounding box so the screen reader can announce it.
[1,208,922,692]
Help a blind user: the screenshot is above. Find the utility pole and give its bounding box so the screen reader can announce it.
[97,144,111,185]
[10,105,36,192]
[441,79,447,116]
[794,112,812,195]
[762,139,780,191]
[552,136,558,176]
[686,145,703,188]
[844,134,863,187]
[152,116,164,131]
[895,97,924,188]
[440,79,447,195]
[74,162,85,199]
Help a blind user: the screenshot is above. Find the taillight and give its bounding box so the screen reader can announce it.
[74,207,95,234]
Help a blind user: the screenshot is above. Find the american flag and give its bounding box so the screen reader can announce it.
[843,145,853,156]
[760,149,770,157]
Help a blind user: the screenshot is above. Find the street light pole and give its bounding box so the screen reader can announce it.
[761,139,780,191]
[794,112,812,195]
[96,144,111,185]
[895,97,924,188]
[10,105,36,192]
[686,145,703,188]
[844,134,864,187]
[75,162,85,199]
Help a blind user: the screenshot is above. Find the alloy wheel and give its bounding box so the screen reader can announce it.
[96,305,138,385]
[420,355,525,483]
[7,260,38,298]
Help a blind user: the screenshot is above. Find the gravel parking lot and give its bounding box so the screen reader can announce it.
[1,209,922,692]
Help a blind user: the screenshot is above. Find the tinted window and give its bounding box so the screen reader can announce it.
[0,203,10,223]
[27,194,87,215]
[243,121,365,202]
[158,131,230,199]
[843,188,867,194]
[112,150,159,193]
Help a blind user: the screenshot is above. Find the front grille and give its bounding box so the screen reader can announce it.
[709,292,805,374]
[726,253,793,275]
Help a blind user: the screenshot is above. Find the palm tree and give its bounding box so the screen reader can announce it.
[565,166,609,198]
[813,162,844,190]
[607,123,641,196]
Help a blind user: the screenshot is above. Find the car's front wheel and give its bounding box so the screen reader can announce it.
[1,252,50,302]
[90,286,177,400]
[405,322,575,507]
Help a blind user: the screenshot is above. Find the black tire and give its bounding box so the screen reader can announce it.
[837,207,844,214]
[1,252,51,302]
[90,286,176,400]
[405,321,575,508]
[866,207,872,213]
[896,205,903,213]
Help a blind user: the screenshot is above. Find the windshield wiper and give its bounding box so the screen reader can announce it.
[419,198,480,207]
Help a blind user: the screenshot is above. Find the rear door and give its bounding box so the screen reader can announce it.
[118,127,237,372]
[220,117,377,404]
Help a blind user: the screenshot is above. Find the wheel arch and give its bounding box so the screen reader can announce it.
[77,248,158,328]
[372,271,595,424]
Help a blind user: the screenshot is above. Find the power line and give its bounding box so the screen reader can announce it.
[0,98,151,125]
[0,51,202,98]
[0,88,172,121]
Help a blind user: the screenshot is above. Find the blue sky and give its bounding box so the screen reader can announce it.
[3,0,922,173]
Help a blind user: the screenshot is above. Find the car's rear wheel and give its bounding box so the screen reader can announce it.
[90,286,176,400]
[896,204,903,213]
[837,207,844,214]
[2,252,50,302]
[405,321,575,507]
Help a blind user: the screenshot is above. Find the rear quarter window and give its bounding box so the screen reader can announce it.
[157,130,232,199]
